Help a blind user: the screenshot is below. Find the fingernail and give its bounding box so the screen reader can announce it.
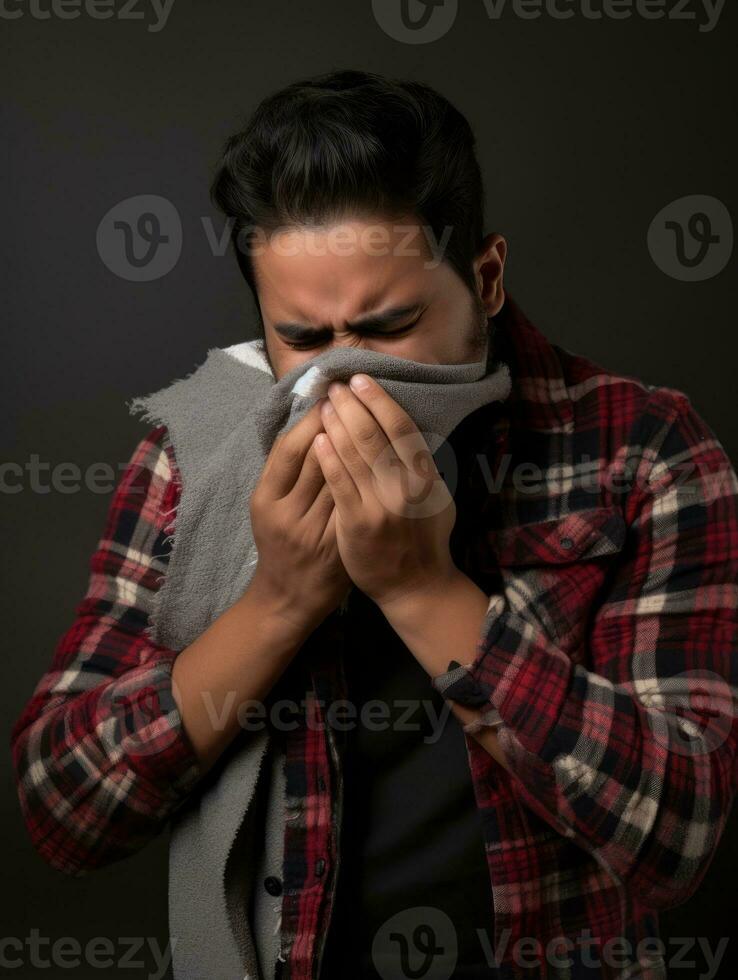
[349,374,371,392]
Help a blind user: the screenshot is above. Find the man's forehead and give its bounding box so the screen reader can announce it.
[251,218,437,281]
[255,257,431,328]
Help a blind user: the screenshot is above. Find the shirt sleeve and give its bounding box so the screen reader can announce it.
[9,425,203,876]
[432,391,738,912]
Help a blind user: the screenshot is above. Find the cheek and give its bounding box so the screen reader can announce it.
[395,324,471,363]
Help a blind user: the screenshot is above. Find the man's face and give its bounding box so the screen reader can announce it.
[248,214,506,381]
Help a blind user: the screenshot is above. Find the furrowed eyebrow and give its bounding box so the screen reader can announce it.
[273,304,423,340]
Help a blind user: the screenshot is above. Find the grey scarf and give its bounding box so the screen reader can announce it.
[127,333,512,979]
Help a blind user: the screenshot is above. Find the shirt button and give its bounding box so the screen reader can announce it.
[317,774,326,792]
[263,876,283,896]
[560,536,574,550]
[315,858,326,878]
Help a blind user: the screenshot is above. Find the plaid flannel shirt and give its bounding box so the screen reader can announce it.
[11,297,738,980]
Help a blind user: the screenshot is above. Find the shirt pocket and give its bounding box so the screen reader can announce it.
[488,505,627,654]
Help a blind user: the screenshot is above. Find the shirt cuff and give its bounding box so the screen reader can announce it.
[431,660,504,733]
[431,660,490,706]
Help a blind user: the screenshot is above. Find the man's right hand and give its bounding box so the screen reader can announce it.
[249,398,353,637]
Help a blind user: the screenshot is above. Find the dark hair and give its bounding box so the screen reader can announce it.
[210,69,485,300]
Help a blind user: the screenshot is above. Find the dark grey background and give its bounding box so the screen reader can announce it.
[3,1,736,977]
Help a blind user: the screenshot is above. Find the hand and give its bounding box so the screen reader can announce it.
[313,373,458,609]
[249,399,352,636]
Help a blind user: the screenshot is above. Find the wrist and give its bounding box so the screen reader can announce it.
[378,565,491,679]
[240,570,315,647]
[378,563,467,625]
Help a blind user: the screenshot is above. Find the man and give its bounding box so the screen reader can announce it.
[11,69,738,980]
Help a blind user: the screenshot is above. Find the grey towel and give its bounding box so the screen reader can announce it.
[127,334,512,979]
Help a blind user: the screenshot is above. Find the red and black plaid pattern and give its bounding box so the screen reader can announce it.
[11,297,738,979]
[9,427,202,874]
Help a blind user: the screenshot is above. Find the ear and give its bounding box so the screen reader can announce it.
[473,233,507,316]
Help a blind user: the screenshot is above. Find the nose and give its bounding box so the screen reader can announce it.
[327,330,365,350]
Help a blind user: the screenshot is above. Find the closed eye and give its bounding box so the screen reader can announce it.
[283,319,421,350]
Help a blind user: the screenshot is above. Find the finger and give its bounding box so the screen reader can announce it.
[304,477,335,528]
[261,399,328,499]
[287,435,329,515]
[313,431,363,516]
[346,374,434,474]
[329,379,440,506]
[322,382,396,483]
[318,501,338,549]
[320,397,377,500]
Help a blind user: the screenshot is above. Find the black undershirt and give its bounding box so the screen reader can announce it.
[318,585,498,979]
